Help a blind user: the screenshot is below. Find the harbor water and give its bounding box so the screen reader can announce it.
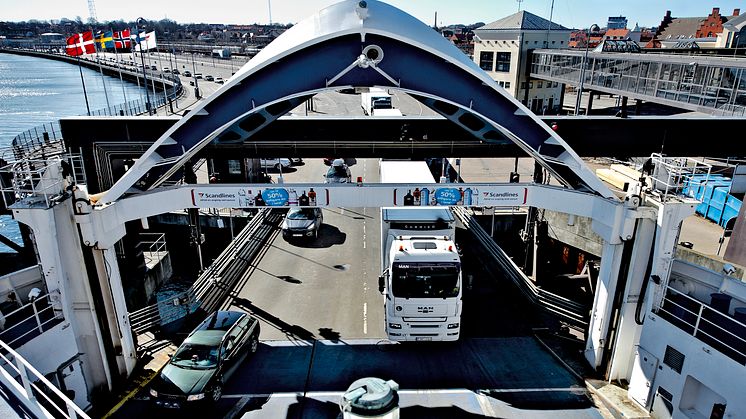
[0,52,148,252]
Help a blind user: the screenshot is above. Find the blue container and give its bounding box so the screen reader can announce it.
[721,194,742,228]
[696,180,731,216]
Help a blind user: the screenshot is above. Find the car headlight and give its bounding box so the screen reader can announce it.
[388,323,402,329]
[149,389,158,397]
[447,323,459,329]
[306,224,316,230]
[187,393,205,401]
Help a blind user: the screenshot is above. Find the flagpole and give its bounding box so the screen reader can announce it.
[135,18,153,115]
[111,28,128,111]
[145,38,157,108]
[93,31,112,110]
[129,36,145,107]
[76,56,92,116]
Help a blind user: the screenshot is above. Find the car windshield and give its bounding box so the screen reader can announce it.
[391,262,460,298]
[287,209,315,220]
[326,166,350,181]
[171,344,219,369]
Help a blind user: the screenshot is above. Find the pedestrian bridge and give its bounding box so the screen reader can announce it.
[531,49,746,116]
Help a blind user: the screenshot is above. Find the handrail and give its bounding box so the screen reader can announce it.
[0,338,90,419]
[0,293,64,348]
[453,207,590,327]
[657,286,746,364]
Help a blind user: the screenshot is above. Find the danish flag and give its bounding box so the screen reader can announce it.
[65,31,96,56]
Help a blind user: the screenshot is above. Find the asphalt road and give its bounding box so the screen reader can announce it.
[228,157,385,341]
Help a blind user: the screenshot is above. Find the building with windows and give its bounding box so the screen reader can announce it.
[473,10,571,114]
[607,16,628,30]
[646,8,741,49]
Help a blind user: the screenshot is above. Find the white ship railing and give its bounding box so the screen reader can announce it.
[0,155,85,209]
[0,338,90,419]
[657,286,746,364]
[139,232,168,268]
[649,153,712,202]
[0,293,64,348]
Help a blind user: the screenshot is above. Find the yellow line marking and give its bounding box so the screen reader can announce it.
[100,368,161,419]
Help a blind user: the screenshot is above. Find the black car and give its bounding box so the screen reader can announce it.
[149,311,260,409]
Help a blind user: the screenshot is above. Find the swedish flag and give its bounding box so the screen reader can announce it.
[96,31,115,50]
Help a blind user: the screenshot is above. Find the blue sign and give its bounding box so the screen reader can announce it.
[435,188,460,205]
[262,188,289,206]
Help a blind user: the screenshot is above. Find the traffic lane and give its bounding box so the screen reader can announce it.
[228,204,383,341]
[224,338,595,416]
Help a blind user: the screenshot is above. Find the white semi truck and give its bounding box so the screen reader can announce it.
[361,88,402,116]
[378,161,462,341]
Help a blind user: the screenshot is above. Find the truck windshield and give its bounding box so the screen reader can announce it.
[372,97,392,109]
[391,263,460,298]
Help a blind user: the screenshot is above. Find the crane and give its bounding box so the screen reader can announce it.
[87,0,98,23]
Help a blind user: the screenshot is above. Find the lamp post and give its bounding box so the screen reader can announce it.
[190,51,201,98]
[136,17,153,115]
[574,24,599,115]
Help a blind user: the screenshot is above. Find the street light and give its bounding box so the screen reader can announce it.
[136,17,153,115]
[574,24,599,115]
[190,51,201,98]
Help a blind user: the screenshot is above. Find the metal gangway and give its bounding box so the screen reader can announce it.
[531,48,746,116]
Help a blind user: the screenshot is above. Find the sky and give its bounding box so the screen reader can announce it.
[4,0,745,29]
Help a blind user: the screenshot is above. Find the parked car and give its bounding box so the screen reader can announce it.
[172,69,180,75]
[194,73,203,79]
[323,157,335,166]
[205,75,214,81]
[163,68,171,73]
[183,70,192,77]
[149,311,260,409]
[259,158,291,170]
[324,159,351,183]
[282,208,323,240]
[288,157,303,165]
[215,77,224,84]
[150,65,158,70]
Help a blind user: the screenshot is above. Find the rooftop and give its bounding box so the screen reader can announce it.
[476,10,570,32]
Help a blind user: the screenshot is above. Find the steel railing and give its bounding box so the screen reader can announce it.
[139,233,168,268]
[657,286,746,364]
[129,208,283,334]
[0,293,64,349]
[0,154,85,209]
[649,153,712,202]
[0,338,90,419]
[453,207,590,328]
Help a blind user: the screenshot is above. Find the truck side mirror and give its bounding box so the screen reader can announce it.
[378,275,385,294]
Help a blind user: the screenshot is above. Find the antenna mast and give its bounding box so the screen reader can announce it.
[87,0,98,22]
[517,0,524,12]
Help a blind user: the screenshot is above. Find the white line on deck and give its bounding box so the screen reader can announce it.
[363,302,368,334]
[221,387,585,400]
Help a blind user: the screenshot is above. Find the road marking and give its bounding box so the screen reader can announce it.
[222,387,583,400]
[363,302,368,334]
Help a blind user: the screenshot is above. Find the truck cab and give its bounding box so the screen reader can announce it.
[379,208,462,341]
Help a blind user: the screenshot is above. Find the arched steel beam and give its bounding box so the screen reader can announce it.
[100,0,613,204]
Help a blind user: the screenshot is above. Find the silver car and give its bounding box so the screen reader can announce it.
[282,208,323,240]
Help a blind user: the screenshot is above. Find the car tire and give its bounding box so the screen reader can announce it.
[249,333,259,354]
[211,383,222,402]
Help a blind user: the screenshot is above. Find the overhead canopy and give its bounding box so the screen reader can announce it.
[100,0,613,204]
